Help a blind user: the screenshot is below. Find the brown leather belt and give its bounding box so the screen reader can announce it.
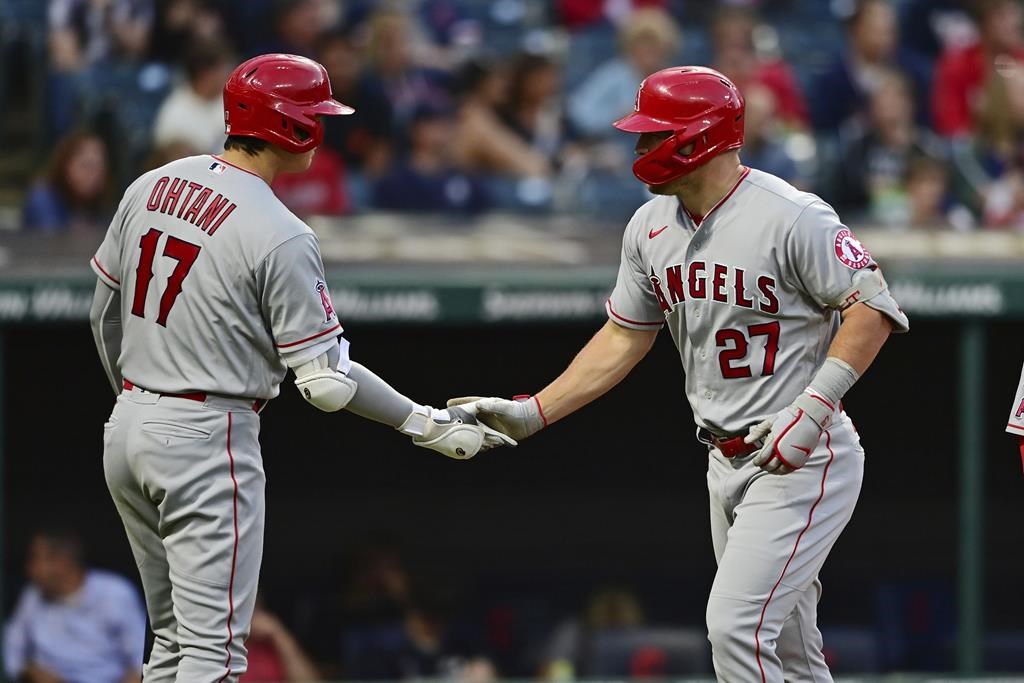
[698,427,759,458]
[123,380,263,412]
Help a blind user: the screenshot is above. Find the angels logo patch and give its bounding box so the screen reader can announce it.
[834,229,871,269]
[315,279,335,322]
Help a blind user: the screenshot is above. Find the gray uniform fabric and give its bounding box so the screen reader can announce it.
[606,167,907,682]
[607,167,908,434]
[91,154,343,681]
[91,155,342,399]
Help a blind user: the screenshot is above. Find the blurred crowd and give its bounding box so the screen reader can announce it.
[6,528,984,680]
[3,530,710,681]
[6,0,1024,232]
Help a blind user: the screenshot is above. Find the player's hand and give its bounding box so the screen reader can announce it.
[447,395,546,442]
[745,391,835,474]
[401,406,516,460]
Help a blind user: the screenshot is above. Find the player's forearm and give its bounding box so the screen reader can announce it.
[343,362,417,427]
[89,280,124,395]
[828,303,893,376]
[536,320,657,424]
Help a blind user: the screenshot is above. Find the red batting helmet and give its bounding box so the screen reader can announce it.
[223,53,354,154]
[613,66,745,185]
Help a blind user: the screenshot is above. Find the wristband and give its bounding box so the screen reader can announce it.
[807,357,860,406]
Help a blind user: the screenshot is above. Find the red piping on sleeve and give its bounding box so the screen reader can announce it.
[606,299,663,327]
[91,256,121,285]
[275,322,343,348]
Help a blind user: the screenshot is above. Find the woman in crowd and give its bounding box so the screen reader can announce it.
[22,130,112,233]
[451,59,551,178]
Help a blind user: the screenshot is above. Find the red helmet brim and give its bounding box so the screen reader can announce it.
[612,111,679,133]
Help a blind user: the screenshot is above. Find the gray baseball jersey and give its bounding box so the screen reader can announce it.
[607,167,909,435]
[91,154,341,400]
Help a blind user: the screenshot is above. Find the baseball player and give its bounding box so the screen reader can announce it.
[89,53,511,681]
[1008,362,1024,467]
[453,67,909,681]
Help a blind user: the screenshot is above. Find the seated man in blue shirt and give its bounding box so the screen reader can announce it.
[4,528,146,683]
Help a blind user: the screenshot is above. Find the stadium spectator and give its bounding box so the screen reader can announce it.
[259,0,334,58]
[451,60,550,178]
[22,130,112,232]
[271,145,350,217]
[48,0,154,71]
[47,0,156,133]
[374,104,490,213]
[898,0,975,62]
[152,40,233,154]
[148,0,225,64]
[739,83,804,187]
[3,528,146,683]
[952,59,1024,227]
[343,590,495,679]
[362,9,451,130]
[318,32,394,178]
[932,0,1024,137]
[832,69,947,225]
[343,544,413,623]
[566,8,680,140]
[540,587,646,678]
[558,0,670,30]
[711,5,809,128]
[811,0,931,131]
[142,141,201,172]
[243,601,321,682]
[500,54,569,167]
[906,156,957,228]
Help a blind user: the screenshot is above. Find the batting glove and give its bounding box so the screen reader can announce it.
[745,390,836,474]
[447,395,547,442]
[400,406,516,460]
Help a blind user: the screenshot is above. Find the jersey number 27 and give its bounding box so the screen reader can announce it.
[131,228,202,327]
[716,321,780,379]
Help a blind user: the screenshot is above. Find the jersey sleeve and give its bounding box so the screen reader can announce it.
[1008,362,1024,437]
[606,217,665,331]
[785,201,909,332]
[90,198,126,290]
[256,233,343,363]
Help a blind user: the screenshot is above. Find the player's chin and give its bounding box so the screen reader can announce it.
[646,181,674,195]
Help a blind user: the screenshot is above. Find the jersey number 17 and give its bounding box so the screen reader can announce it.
[131,228,202,327]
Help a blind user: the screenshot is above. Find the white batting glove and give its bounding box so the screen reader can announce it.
[399,406,516,460]
[745,390,836,474]
[447,395,547,442]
